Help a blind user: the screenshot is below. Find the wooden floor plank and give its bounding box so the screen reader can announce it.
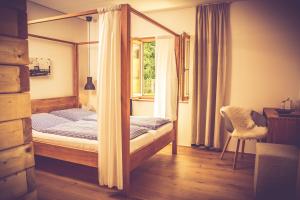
[35,146,255,200]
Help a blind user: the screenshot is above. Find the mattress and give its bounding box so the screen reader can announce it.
[32,122,173,154]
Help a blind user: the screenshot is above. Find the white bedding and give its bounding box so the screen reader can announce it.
[32,122,173,154]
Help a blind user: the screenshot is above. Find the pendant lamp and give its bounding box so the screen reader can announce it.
[84,16,95,90]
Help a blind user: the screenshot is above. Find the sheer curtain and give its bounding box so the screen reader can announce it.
[96,6,123,189]
[191,3,228,148]
[154,36,178,121]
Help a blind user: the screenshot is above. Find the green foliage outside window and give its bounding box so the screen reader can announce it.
[143,41,155,95]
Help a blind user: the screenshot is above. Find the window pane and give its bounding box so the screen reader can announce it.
[185,39,190,70]
[131,42,141,96]
[184,69,189,97]
[142,41,155,96]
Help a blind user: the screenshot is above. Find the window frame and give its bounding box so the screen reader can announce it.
[179,32,191,102]
[131,37,155,100]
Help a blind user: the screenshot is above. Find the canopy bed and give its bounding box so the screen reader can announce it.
[28,4,180,194]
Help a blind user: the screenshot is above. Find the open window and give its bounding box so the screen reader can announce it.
[131,38,155,99]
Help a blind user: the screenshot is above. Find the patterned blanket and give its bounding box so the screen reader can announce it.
[40,120,149,140]
[82,114,171,130]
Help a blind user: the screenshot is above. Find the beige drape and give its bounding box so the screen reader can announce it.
[97,6,123,189]
[154,36,178,121]
[191,3,228,148]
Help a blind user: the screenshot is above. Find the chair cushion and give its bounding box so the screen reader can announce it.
[231,126,268,139]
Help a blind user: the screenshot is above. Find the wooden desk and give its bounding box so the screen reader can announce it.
[263,108,300,147]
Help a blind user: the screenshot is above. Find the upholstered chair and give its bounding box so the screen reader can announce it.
[219,106,268,169]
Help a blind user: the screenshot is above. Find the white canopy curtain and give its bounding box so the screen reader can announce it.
[154,36,178,121]
[96,5,123,189]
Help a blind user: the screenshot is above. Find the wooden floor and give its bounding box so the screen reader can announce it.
[36,146,255,200]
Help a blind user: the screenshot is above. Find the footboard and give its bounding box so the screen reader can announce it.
[129,128,175,171]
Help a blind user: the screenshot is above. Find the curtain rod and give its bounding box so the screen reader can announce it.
[196,0,249,6]
[198,1,232,6]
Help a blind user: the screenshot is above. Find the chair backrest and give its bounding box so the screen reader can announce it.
[220,106,267,133]
[220,108,234,133]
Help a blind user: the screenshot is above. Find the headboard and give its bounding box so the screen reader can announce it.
[31,96,78,114]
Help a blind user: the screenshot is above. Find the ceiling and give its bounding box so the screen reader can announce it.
[29,0,229,13]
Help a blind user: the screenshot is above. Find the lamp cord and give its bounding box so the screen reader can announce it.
[88,19,90,76]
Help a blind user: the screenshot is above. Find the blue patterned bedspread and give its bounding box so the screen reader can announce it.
[130,116,171,130]
[81,114,170,130]
[40,120,149,140]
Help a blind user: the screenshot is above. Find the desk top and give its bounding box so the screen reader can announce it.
[263,108,300,119]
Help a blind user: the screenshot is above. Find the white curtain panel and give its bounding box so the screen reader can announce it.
[154,36,178,120]
[96,6,123,189]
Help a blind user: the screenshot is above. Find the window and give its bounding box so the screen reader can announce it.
[131,38,155,98]
[180,33,191,101]
[131,34,190,101]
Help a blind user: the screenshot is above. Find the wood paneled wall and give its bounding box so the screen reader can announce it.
[0,0,37,199]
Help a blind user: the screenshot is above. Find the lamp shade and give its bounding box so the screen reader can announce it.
[84,76,95,90]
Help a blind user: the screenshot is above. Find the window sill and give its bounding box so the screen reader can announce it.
[132,98,189,104]
[132,97,154,102]
[179,100,189,104]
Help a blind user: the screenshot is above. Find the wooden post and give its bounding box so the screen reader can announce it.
[0,1,37,199]
[120,4,131,195]
[73,44,79,107]
[172,35,181,155]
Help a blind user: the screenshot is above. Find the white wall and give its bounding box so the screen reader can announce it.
[27,1,87,99]
[29,38,74,99]
[227,0,300,153]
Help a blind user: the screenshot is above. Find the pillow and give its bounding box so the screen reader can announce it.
[130,116,171,130]
[82,114,97,121]
[50,108,95,121]
[251,111,267,127]
[130,125,149,139]
[31,113,71,132]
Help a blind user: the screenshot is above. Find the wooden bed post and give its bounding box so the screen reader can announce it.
[172,35,181,155]
[120,4,131,195]
[73,43,79,107]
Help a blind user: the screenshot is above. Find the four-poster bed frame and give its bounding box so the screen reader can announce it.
[29,4,180,194]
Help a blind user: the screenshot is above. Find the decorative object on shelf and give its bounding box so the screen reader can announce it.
[29,57,51,77]
[84,16,95,90]
[281,97,292,110]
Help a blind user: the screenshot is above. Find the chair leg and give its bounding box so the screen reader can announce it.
[220,136,231,160]
[233,139,240,169]
[241,140,245,158]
